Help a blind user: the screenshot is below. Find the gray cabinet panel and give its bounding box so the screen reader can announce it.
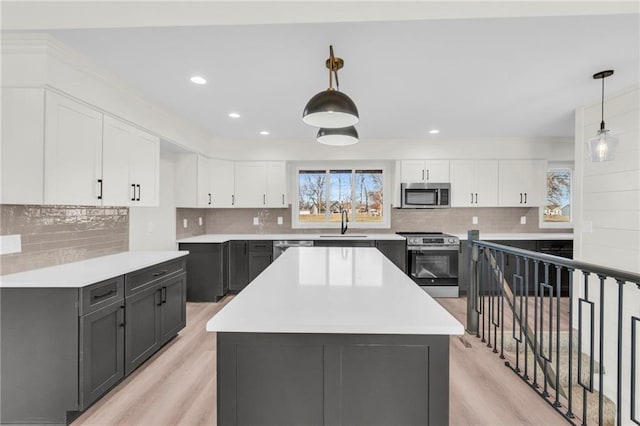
[180,242,226,302]
[248,252,272,282]
[79,275,124,315]
[125,284,161,375]
[79,302,125,410]
[229,240,249,291]
[375,240,407,273]
[160,273,186,345]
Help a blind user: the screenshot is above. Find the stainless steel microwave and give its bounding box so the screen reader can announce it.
[400,182,451,208]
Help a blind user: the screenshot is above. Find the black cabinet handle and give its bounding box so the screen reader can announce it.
[232,194,235,205]
[152,269,168,277]
[282,194,285,205]
[162,286,167,304]
[91,288,116,302]
[208,193,212,205]
[426,169,429,181]
[119,305,126,327]
[263,194,266,205]
[422,169,425,180]
[97,179,103,200]
[475,193,478,204]
[136,184,141,201]
[470,193,473,204]
[519,193,523,204]
[524,192,527,204]
[156,288,163,306]
[131,184,136,201]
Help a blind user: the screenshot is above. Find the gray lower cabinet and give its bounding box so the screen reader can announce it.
[248,241,273,282]
[374,240,407,273]
[179,242,228,302]
[0,257,187,425]
[229,240,249,291]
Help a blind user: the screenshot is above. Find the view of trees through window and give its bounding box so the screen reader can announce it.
[298,169,384,224]
[543,169,571,223]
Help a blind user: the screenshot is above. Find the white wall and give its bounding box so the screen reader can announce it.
[573,85,640,423]
[129,152,177,250]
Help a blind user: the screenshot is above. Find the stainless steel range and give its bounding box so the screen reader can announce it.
[397,232,460,298]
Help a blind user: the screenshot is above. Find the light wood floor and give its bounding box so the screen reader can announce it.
[73,296,568,426]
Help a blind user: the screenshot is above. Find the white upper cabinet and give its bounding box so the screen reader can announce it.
[1,88,45,204]
[266,161,288,207]
[127,126,159,207]
[210,158,235,208]
[196,155,212,208]
[174,154,212,208]
[498,160,546,207]
[450,160,498,207]
[44,91,103,206]
[400,160,450,183]
[234,161,268,207]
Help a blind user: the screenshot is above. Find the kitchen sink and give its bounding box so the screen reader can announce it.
[318,235,368,238]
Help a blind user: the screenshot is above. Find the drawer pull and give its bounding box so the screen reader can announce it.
[119,305,126,327]
[153,269,169,277]
[91,288,117,302]
[156,288,163,306]
[162,286,167,304]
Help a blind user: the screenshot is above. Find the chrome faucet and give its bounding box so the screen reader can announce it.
[341,209,349,234]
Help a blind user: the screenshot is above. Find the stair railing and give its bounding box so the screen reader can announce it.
[466,230,640,426]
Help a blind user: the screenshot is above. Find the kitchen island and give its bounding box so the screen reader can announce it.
[207,247,464,426]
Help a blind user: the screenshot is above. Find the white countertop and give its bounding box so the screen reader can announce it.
[207,247,464,336]
[454,232,573,240]
[178,233,406,243]
[0,251,188,288]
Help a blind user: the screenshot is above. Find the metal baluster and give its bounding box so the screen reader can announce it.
[488,249,493,349]
[554,264,562,408]
[566,268,575,419]
[581,271,591,426]
[513,255,522,372]
[533,259,540,388]
[481,248,486,343]
[542,262,550,398]
[615,279,624,426]
[598,275,606,426]
[500,251,505,359]
[524,258,530,381]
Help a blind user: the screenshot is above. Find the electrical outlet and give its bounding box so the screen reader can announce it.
[520,216,527,225]
[277,216,283,225]
[253,217,259,225]
[183,218,188,228]
[199,217,203,226]
[0,234,22,255]
[472,216,478,225]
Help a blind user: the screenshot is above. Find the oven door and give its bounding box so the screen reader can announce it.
[408,247,459,286]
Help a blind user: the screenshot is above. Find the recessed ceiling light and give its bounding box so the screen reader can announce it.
[429,129,440,134]
[228,112,241,119]
[259,130,270,136]
[190,75,207,85]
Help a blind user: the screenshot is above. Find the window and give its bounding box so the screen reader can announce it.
[540,165,573,228]
[296,167,388,228]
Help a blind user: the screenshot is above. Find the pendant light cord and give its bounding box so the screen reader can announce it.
[600,76,605,131]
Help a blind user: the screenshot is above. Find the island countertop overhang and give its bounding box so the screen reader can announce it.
[206,247,464,336]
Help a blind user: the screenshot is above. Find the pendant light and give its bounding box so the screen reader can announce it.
[587,70,618,162]
[316,126,359,146]
[302,45,359,128]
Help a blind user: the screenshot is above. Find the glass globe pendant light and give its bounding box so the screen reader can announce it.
[302,45,359,128]
[316,126,359,146]
[587,70,618,162]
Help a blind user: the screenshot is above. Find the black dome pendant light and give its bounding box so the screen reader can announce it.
[302,45,359,128]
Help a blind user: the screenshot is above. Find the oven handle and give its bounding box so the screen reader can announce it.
[408,246,459,252]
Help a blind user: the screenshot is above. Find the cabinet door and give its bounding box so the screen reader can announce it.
[449,160,476,207]
[159,274,186,345]
[248,242,273,283]
[102,116,135,206]
[228,240,249,291]
[197,155,211,208]
[210,158,235,208]
[400,160,426,183]
[44,91,103,205]
[79,302,125,410]
[1,88,45,204]
[130,128,159,207]
[180,243,225,302]
[424,160,449,182]
[125,284,161,375]
[498,160,546,207]
[266,161,288,207]
[234,161,267,207]
[174,154,198,208]
[474,160,499,207]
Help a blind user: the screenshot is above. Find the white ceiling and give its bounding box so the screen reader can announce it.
[3,2,639,145]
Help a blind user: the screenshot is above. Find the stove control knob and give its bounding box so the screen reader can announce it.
[448,238,457,244]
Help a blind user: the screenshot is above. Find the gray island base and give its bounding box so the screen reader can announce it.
[208,247,464,426]
[217,332,450,426]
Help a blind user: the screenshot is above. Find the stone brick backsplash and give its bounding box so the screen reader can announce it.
[176,208,207,239]
[202,206,571,235]
[0,204,129,275]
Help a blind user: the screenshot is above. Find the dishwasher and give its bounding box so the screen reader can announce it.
[273,240,314,260]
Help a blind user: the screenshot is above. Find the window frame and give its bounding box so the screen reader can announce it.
[539,163,574,229]
[292,162,391,230]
